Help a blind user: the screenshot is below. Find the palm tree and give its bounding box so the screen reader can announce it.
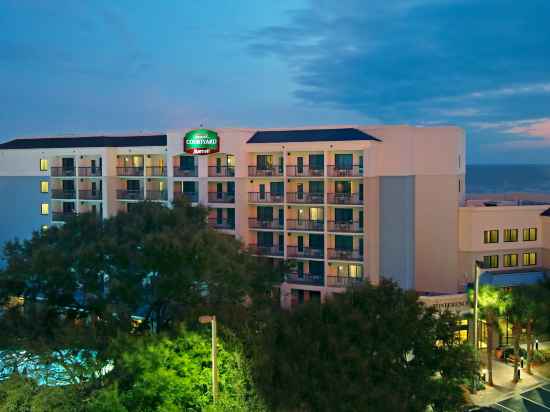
[506,288,527,383]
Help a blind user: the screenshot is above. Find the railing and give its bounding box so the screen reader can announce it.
[208,192,235,203]
[285,272,324,286]
[173,192,198,203]
[52,211,76,222]
[51,189,76,199]
[116,167,144,177]
[286,219,324,231]
[287,246,324,259]
[79,190,102,200]
[327,249,363,261]
[249,245,284,257]
[173,166,198,177]
[286,165,324,177]
[326,276,364,287]
[248,192,284,203]
[326,193,363,205]
[286,192,324,204]
[208,218,235,230]
[208,166,235,177]
[146,166,167,177]
[248,166,283,177]
[117,190,144,200]
[248,218,284,230]
[146,190,168,201]
[78,167,102,177]
[50,167,75,177]
[327,221,363,233]
[327,165,363,177]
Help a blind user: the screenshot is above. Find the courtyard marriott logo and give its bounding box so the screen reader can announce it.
[184,129,220,155]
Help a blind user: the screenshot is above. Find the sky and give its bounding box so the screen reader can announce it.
[1,0,549,164]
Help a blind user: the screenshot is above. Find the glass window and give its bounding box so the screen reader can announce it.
[40,203,49,215]
[503,229,518,242]
[309,154,324,170]
[335,235,353,251]
[522,252,537,266]
[40,181,49,193]
[256,155,273,170]
[523,227,537,241]
[335,208,353,223]
[179,156,195,171]
[334,154,353,169]
[483,230,499,244]
[40,159,48,171]
[483,255,499,269]
[503,254,518,267]
[309,207,323,222]
[349,264,363,278]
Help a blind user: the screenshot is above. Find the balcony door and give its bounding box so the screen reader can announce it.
[309,234,324,251]
[257,155,272,171]
[297,157,304,174]
[335,235,353,251]
[63,202,75,214]
[62,179,75,193]
[127,179,140,192]
[216,183,223,200]
[335,154,353,170]
[257,206,273,222]
[297,236,304,252]
[309,260,324,276]
[297,183,304,200]
[335,208,353,223]
[335,181,351,194]
[227,208,235,228]
[309,154,324,172]
[216,208,223,225]
[62,157,74,170]
[309,207,323,223]
[180,156,195,171]
[182,181,195,194]
[257,231,273,248]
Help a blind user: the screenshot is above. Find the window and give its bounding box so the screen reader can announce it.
[40,181,49,193]
[41,225,48,231]
[483,230,499,244]
[458,178,462,193]
[522,252,537,266]
[40,158,48,171]
[483,255,499,269]
[40,203,49,215]
[503,254,518,267]
[523,227,537,241]
[503,229,518,242]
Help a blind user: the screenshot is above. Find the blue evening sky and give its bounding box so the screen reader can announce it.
[1,0,549,164]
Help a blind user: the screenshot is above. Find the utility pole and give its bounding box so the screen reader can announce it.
[199,315,219,403]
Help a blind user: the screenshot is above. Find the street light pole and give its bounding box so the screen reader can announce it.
[199,315,219,403]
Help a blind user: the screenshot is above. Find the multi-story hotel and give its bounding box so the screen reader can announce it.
[0,125,548,309]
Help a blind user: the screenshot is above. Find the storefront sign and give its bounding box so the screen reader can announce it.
[184,129,219,155]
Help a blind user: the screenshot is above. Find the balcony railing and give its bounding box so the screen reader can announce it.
[286,165,324,177]
[173,192,198,203]
[117,189,144,200]
[327,221,363,233]
[248,166,283,177]
[248,192,284,203]
[285,272,324,286]
[78,167,102,177]
[208,218,235,230]
[117,167,144,177]
[208,166,235,177]
[327,193,363,205]
[327,249,363,261]
[146,190,168,201]
[51,189,76,199]
[50,167,75,177]
[248,218,284,230]
[52,211,76,222]
[287,246,324,259]
[286,219,324,232]
[327,165,363,177]
[208,192,235,203]
[79,190,102,200]
[249,244,284,257]
[326,276,364,287]
[286,192,324,204]
[173,166,198,177]
[146,166,167,177]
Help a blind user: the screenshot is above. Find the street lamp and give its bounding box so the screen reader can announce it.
[199,315,218,403]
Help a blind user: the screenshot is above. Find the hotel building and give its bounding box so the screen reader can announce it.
[0,125,548,309]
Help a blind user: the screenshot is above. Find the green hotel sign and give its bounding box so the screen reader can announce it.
[184,129,220,155]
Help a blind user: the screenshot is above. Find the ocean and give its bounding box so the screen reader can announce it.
[467,165,550,194]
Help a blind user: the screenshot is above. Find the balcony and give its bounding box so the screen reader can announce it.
[79,190,102,200]
[208,192,235,203]
[248,166,283,177]
[248,218,284,230]
[327,165,363,177]
[286,192,324,204]
[173,192,198,203]
[327,221,363,233]
[117,190,144,201]
[286,219,324,232]
[326,276,364,287]
[146,190,168,201]
[286,165,324,177]
[208,166,235,177]
[249,245,284,257]
[327,193,363,205]
[50,167,75,177]
[287,246,324,259]
[52,211,76,222]
[117,167,144,177]
[51,189,76,200]
[248,192,284,203]
[173,166,198,177]
[146,166,167,177]
[327,249,363,261]
[208,218,235,230]
[78,167,102,177]
[285,272,324,286]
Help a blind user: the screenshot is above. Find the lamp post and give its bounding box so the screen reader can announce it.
[199,315,218,403]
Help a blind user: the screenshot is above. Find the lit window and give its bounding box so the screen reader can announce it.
[40,158,48,171]
[41,203,49,215]
[522,252,537,266]
[523,228,537,241]
[40,180,49,193]
[503,229,518,242]
[483,255,499,269]
[41,225,48,231]
[503,254,518,267]
[483,230,499,244]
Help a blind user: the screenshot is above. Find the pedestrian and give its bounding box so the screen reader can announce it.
[536,339,539,351]
[521,356,524,368]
